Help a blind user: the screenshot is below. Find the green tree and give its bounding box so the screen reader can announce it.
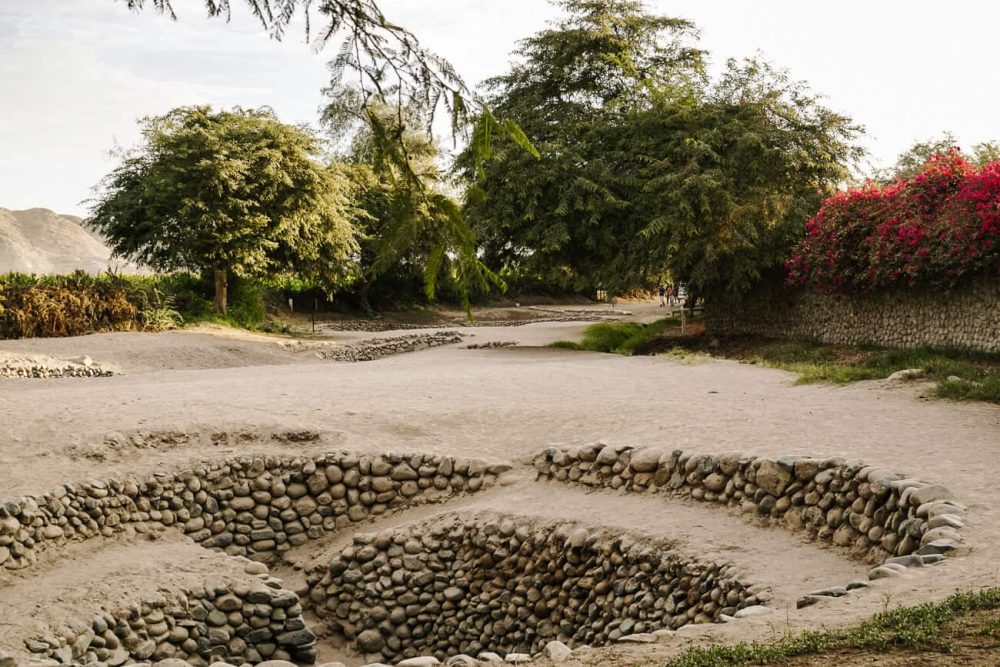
[124,0,529,182]
[637,58,862,300]
[88,106,360,315]
[882,133,1000,180]
[462,1,861,300]
[460,0,704,293]
[323,89,502,313]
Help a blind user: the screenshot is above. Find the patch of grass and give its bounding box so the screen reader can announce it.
[580,321,645,353]
[707,337,1000,405]
[549,318,682,355]
[935,375,1000,403]
[667,588,1000,667]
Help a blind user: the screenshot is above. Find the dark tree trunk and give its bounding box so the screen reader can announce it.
[358,275,375,317]
[214,269,228,316]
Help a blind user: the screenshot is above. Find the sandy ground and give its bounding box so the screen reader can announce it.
[1,303,998,665]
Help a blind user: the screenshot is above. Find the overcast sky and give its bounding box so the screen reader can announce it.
[2,0,998,216]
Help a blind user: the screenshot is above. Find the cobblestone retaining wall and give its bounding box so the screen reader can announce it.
[532,444,964,565]
[0,452,504,572]
[705,277,1000,353]
[28,580,312,667]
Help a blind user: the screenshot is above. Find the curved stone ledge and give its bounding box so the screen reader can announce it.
[304,512,757,664]
[532,444,965,566]
[317,333,464,363]
[26,577,312,667]
[0,452,507,572]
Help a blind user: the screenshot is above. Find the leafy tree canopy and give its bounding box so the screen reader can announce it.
[459,0,705,293]
[88,105,360,314]
[322,89,503,313]
[880,132,1000,180]
[462,0,862,297]
[637,59,862,297]
[123,0,532,182]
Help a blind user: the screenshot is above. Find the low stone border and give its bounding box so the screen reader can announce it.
[0,353,116,379]
[0,452,506,572]
[532,444,965,568]
[26,573,313,666]
[316,314,626,333]
[305,512,758,664]
[318,333,464,362]
[463,341,518,350]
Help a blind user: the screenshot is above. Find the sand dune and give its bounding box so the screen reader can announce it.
[0,206,139,274]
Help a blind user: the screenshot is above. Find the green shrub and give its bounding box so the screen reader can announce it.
[0,271,215,339]
[227,279,266,329]
[550,318,681,355]
[579,322,644,353]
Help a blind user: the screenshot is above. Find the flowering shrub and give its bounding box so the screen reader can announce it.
[786,150,1000,292]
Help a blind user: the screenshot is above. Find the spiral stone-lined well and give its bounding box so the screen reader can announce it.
[304,512,756,664]
[0,442,968,667]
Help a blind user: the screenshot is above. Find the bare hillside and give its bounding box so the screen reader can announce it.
[0,207,138,274]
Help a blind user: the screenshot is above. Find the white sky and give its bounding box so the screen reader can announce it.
[2,0,998,216]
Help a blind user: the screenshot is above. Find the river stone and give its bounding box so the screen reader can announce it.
[391,464,418,481]
[921,527,962,545]
[0,517,20,535]
[477,652,504,662]
[755,460,792,497]
[276,629,316,646]
[703,473,727,493]
[505,654,532,663]
[356,629,385,653]
[153,660,191,667]
[566,527,588,549]
[396,658,440,667]
[734,605,773,618]
[245,562,269,575]
[134,640,156,660]
[542,641,572,662]
[628,448,663,473]
[910,484,952,506]
[107,649,129,666]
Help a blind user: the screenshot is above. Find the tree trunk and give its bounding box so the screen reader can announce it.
[358,275,376,317]
[214,269,228,316]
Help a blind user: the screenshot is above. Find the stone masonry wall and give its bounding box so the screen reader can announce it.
[0,452,504,572]
[532,444,965,566]
[306,513,755,664]
[704,276,1000,353]
[27,580,313,667]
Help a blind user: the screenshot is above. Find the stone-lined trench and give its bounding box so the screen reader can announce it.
[0,443,966,667]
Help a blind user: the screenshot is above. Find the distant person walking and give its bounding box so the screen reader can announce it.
[658,285,666,307]
[666,284,675,306]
